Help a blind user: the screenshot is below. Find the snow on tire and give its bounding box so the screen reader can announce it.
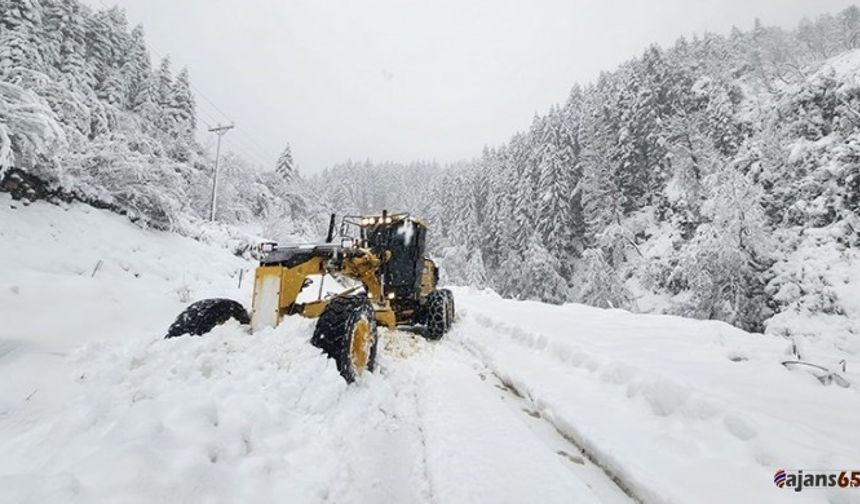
[311,295,379,383]
[164,298,250,338]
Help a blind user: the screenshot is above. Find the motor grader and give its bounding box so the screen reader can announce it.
[165,211,454,382]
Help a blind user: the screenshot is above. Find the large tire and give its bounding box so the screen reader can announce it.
[165,298,250,338]
[311,295,379,383]
[423,289,449,341]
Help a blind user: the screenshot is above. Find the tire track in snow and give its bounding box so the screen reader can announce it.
[449,320,643,504]
[484,362,643,504]
[376,330,436,504]
[381,328,624,504]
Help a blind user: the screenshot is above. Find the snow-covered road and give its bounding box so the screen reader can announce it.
[2,196,859,504]
[0,320,633,503]
[0,317,633,504]
[381,331,633,504]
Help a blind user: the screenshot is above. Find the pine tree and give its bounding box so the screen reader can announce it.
[43,0,93,90]
[535,131,572,260]
[153,55,174,134]
[275,143,296,182]
[124,24,153,112]
[464,250,487,288]
[515,234,569,304]
[479,147,509,269]
[580,86,624,244]
[155,56,172,107]
[170,67,195,138]
[576,248,632,309]
[450,170,478,246]
[0,0,47,79]
[511,129,539,255]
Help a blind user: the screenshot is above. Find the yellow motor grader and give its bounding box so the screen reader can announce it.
[165,211,454,382]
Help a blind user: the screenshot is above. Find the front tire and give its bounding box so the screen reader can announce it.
[165,298,250,338]
[311,296,379,383]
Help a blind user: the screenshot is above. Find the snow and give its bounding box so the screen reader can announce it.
[453,287,860,504]
[816,48,860,86]
[2,195,858,503]
[396,218,415,245]
[0,196,626,503]
[766,224,860,361]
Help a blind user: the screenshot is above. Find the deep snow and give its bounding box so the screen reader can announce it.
[0,196,626,503]
[454,289,860,504]
[1,194,858,504]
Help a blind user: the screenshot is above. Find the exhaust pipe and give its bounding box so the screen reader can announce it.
[326,213,336,243]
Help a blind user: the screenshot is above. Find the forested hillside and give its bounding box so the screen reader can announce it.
[0,0,307,234]
[312,9,860,353]
[3,0,858,352]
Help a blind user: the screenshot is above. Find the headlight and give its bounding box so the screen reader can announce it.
[259,241,277,253]
[387,292,396,300]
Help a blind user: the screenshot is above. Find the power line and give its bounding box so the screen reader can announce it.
[93,0,278,168]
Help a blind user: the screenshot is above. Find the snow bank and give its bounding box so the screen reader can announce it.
[0,194,253,420]
[452,287,860,504]
[0,322,434,503]
[0,195,428,503]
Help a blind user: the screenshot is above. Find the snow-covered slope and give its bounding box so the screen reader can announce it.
[0,194,251,420]
[1,196,858,504]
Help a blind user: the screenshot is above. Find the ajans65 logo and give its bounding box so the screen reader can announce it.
[774,469,860,492]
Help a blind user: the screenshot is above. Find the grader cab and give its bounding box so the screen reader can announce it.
[165,211,454,382]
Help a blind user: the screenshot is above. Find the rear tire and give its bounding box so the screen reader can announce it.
[165,298,250,338]
[311,296,379,383]
[423,290,449,341]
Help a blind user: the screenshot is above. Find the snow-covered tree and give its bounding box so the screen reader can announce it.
[674,167,774,331]
[575,248,632,309]
[170,67,195,139]
[463,250,487,288]
[0,81,65,172]
[510,235,570,304]
[275,143,296,182]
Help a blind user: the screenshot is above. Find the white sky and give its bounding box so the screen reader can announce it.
[87,0,858,173]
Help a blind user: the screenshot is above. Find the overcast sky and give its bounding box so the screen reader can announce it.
[86,0,858,174]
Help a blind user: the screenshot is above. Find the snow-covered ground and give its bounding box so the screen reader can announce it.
[454,289,860,504]
[1,195,858,504]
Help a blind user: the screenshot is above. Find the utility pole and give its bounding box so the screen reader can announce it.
[208,123,235,221]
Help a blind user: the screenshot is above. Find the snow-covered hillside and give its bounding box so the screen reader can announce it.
[2,195,859,504]
[0,193,251,417]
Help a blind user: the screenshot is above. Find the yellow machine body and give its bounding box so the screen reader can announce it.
[250,249,398,331]
[249,212,439,334]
